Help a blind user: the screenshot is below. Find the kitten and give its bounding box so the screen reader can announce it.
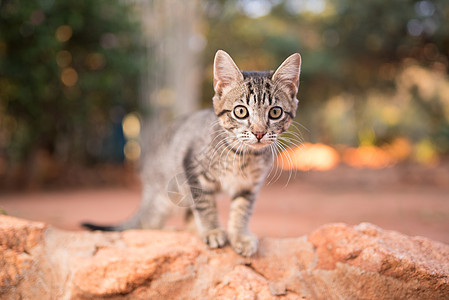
[82,50,301,256]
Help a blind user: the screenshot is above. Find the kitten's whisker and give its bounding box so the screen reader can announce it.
[276,141,295,187]
[218,139,235,165]
[271,142,280,181]
[276,137,302,181]
[211,138,235,166]
[237,141,245,176]
[239,144,248,178]
[286,127,305,141]
[232,141,243,171]
[291,120,310,133]
[278,136,304,149]
[274,143,290,185]
[283,134,305,146]
[217,140,236,183]
[210,136,234,158]
[266,144,277,185]
[282,138,304,148]
[203,133,230,160]
[270,143,283,184]
[209,137,236,171]
[211,136,232,152]
[280,131,305,144]
[268,142,283,185]
[282,130,304,142]
[208,131,230,147]
[271,144,283,184]
[208,143,227,170]
[204,131,229,155]
[223,140,240,172]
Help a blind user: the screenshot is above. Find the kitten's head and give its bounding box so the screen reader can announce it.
[212,50,301,150]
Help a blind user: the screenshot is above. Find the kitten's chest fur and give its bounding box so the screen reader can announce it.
[203,139,270,195]
[176,112,272,197]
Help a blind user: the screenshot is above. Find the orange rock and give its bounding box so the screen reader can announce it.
[0,216,46,293]
[0,215,46,252]
[1,216,448,299]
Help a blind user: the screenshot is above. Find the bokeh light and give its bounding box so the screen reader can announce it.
[124,140,141,162]
[61,68,78,87]
[122,113,141,139]
[279,143,340,171]
[85,53,106,71]
[122,113,141,162]
[55,25,73,42]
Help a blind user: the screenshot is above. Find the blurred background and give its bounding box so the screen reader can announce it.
[1,0,448,243]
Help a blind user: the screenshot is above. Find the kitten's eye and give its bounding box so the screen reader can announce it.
[234,105,249,119]
[269,107,283,120]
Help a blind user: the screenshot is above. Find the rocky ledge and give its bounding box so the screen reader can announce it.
[0,215,448,299]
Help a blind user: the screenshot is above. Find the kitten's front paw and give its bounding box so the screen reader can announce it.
[202,228,227,249]
[229,233,258,257]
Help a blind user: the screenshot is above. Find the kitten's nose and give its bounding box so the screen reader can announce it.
[252,131,266,141]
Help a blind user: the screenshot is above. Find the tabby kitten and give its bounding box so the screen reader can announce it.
[83,50,302,256]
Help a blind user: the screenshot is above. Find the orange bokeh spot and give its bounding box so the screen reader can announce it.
[342,145,392,169]
[278,143,340,171]
[55,25,73,42]
[278,138,415,171]
[61,68,78,87]
[383,137,412,162]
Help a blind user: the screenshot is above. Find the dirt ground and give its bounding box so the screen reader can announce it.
[1,164,448,245]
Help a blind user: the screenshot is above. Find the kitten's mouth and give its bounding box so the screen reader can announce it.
[247,140,272,149]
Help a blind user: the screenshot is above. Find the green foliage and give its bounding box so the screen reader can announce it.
[0,0,145,165]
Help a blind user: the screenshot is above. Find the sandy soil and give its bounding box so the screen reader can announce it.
[1,165,448,245]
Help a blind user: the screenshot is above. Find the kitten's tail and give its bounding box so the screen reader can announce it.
[81,217,139,232]
[81,222,118,231]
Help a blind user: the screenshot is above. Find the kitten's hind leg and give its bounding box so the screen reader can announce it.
[130,183,173,229]
[185,209,197,233]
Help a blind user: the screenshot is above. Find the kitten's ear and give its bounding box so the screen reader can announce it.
[272,53,302,97]
[213,50,244,94]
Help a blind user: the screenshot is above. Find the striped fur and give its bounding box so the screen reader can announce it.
[82,50,302,257]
